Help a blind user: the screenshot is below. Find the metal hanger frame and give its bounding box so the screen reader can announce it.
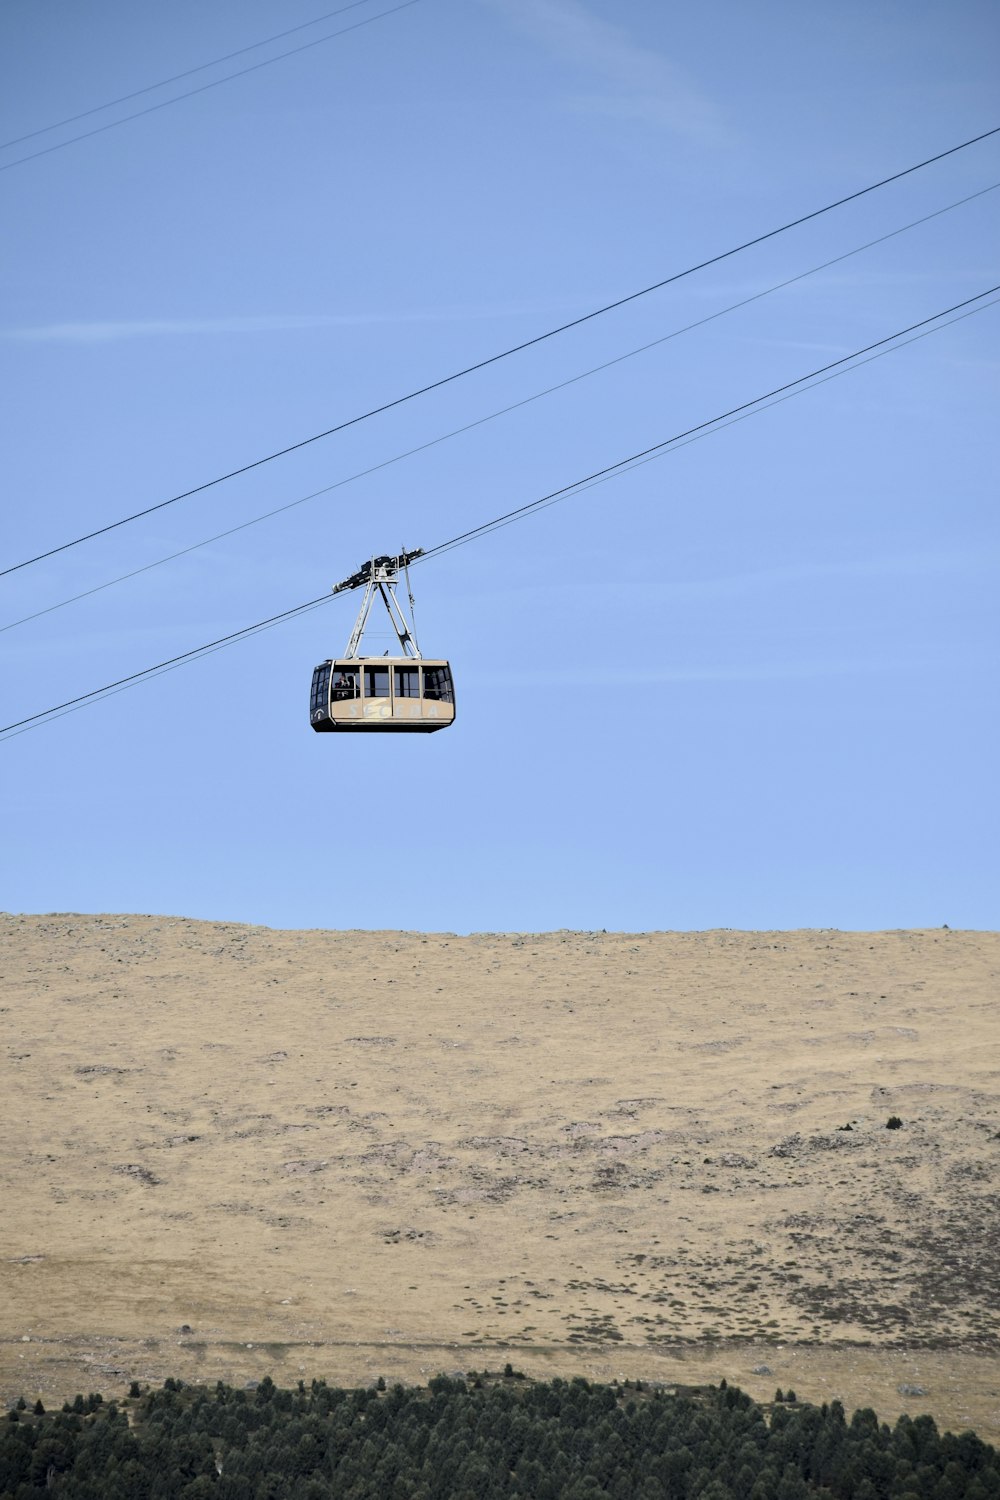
[338,553,422,660]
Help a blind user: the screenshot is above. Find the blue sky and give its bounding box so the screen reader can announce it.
[2,0,998,931]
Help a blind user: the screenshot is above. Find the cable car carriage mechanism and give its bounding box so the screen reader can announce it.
[309,549,455,733]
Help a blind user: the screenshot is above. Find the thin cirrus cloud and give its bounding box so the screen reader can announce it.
[3,305,537,343]
[662,549,993,603]
[478,655,932,689]
[488,0,728,141]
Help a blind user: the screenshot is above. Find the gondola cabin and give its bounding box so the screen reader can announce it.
[310,657,455,732]
[309,549,455,734]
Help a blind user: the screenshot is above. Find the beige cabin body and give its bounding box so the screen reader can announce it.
[310,657,454,733]
[309,551,455,735]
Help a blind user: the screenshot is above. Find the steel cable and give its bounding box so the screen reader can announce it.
[2,285,996,742]
[4,125,998,579]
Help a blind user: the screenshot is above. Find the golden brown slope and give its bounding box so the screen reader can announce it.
[2,916,998,1433]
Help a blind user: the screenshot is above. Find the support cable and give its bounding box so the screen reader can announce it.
[417,287,1000,565]
[0,0,424,174]
[0,1,383,152]
[1,286,996,743]
[3,179,995,635]
[3,125,998,579]
[422,295,1000,564]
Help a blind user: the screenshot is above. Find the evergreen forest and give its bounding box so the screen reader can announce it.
[2,1372,998,1500]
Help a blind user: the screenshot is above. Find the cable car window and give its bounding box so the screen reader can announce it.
[423,666,454,703]
[364,667,390,698]
[310,664,331,713]
[332,667,359,701]
[394,666,420,699]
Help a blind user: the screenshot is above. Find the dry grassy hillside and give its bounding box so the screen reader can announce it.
[2,916,998,1436]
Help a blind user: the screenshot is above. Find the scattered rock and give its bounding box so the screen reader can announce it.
[809,1133,859,1151]
[115,1164,161,1186]
[460,1135,528,1155]
[595,1131,667,1157]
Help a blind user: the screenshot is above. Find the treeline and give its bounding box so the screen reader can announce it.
[2,1372,998,1500]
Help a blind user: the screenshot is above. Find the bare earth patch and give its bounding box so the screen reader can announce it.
[1,917,998,1435]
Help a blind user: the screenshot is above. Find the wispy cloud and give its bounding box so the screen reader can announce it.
[664,548,995,604]
[477,655,933,689]
[488,0,727,140]
[470,549,992,609]
[3,305,536,343]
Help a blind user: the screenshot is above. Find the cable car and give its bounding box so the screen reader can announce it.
[309,550,455,734]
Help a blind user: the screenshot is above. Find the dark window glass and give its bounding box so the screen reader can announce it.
[364,667,390,698]
[423,665,454,703]
[310,664,331,713]
[331,666,359,701]
[394,666,420,699]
